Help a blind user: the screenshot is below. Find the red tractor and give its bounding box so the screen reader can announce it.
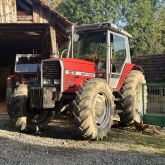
[8,23,147,140]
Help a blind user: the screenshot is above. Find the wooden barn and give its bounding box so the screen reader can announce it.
[0,0,72,99]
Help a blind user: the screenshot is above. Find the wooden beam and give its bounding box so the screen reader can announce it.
[17,0,32,11]
[40,24,50,46]
[25,0,33,5]
[0,29,44,33]
[50,22,58,58]
[0,26,47,30]
[17,15,33,21]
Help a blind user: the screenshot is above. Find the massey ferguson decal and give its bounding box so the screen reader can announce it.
[66,70,95,77]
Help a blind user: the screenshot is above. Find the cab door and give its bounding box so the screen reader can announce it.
[109,32,131,89]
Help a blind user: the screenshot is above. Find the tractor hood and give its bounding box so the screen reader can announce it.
[62,58,96,75]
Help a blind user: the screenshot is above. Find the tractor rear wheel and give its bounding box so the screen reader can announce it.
[9,84,52,132]
[119,70,147,125]
[72,78,114,140]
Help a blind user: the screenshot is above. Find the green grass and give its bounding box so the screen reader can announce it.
[52,116,165,154]
[101,128,165,154]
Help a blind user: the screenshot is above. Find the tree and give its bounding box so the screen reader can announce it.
[51,0,165,56]
[48,0,63,9]
[124,0,165,55]
[56,0,125,25]
[157,8,165,53]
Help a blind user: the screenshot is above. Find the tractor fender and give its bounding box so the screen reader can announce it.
[116,63,143,91]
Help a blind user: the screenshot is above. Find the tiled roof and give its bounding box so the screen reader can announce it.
[132,54,165,83]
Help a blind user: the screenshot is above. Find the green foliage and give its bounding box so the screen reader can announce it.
[124,0,165,55]
[48,0,63,8]
[56,0,121,25]
[47,0,165,56]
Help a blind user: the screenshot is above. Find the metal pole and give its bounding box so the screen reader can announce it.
[106,30,110,83]
[71,24,74,58]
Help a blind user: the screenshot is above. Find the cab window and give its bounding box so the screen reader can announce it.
[111,34,126,73]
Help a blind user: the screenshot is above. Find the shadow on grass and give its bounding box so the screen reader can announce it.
[0,115,82,140]
[0,114,165,154]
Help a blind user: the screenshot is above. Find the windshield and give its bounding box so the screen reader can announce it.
[73,32,107,60]
[15,55,41,72]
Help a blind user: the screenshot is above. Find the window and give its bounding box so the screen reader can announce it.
[73,32,106,60]
[111,34,126,73]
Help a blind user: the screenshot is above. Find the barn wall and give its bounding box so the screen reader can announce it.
[0,0,17,23]
[0,0,50,24]
[33,2,49,23]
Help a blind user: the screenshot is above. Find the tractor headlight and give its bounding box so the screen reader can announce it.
[43,79,51,85]
[54,79,60,84]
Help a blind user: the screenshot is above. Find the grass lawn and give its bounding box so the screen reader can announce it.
[102,127,165,154]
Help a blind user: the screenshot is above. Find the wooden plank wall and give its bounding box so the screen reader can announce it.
[33,3,59,56]
[0,0,17,23]
[0,0,50,23]
[33,2,49,23]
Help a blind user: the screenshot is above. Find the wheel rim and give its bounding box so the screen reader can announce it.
[93,93,110,128]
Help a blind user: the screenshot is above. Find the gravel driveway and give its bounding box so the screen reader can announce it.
[0,114,165,165]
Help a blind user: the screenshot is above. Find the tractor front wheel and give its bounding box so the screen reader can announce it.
[73,78,114,140]
[9,84,52,132]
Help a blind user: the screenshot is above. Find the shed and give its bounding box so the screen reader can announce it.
[0,0,72,97]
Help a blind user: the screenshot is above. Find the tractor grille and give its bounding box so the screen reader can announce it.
[42,60,61,79]
[30,87,43,108]
[42,60,61,91]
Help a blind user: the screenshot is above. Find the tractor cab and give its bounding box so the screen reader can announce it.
[67,22,132,89]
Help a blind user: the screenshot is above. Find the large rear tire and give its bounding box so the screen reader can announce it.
[73,78,114,140]
[119,70,147,125]
[9,84,52,132]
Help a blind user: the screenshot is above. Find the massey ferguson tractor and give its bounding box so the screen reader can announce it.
[7,22,147,140]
